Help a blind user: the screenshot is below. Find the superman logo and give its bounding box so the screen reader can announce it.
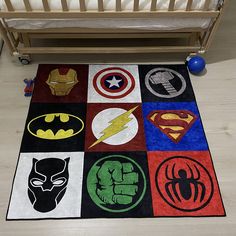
[147,110,197,143]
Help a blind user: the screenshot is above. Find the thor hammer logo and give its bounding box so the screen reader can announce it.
[145,68,186,98]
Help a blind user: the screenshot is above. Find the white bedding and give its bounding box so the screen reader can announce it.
[0,0,219,11]
[1,0,220,30]
[5,18,213,31]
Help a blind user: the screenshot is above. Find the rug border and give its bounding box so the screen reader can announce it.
[5,63,226,221]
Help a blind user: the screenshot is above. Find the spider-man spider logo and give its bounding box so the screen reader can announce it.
[155,156,214,212]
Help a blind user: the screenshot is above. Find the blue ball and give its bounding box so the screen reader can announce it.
[187,56,206,74]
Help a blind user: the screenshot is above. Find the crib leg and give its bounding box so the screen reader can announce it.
[22,33,31,47]
[0,20,17,55]
[20,33,32,63]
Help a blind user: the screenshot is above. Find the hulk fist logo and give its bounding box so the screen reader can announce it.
[87,155,146,213]
[96,161,138,205]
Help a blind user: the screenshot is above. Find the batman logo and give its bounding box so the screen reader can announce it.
[27,113,84,140]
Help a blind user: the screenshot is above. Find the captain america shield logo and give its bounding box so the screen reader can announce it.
[93,67,135,99]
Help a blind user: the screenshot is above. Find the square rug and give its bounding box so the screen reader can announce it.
[7,64,225,220]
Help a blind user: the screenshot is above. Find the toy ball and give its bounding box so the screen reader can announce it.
[187,56,206,74]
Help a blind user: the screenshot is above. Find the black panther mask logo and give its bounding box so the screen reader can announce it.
[28,157,70,213]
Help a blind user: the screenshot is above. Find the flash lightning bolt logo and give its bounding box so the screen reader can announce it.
[89,106,139,148]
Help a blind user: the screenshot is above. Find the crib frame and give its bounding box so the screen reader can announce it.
[0,0,228,59]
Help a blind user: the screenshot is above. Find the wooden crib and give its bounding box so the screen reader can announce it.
[0,0,228,63]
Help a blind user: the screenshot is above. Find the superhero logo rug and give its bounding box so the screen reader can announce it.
[7,64,225,220]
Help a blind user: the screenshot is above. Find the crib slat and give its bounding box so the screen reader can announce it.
[204,0,211,10]
[116,0,121,11]
[98,0,104,11]
[4,0,14,11]
[42,0,50,11]
[133,0,139,11]
[150,0,157,11]
[79,0,86,11]
[186,0,193,11]
[168,0,175,11]
[23,0,32,11]
[61,0,69,11]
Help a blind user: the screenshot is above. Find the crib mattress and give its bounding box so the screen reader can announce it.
[1,0,219,31]
[5,18,213,31]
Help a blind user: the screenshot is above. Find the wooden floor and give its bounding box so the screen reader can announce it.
[0,2,236,236]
